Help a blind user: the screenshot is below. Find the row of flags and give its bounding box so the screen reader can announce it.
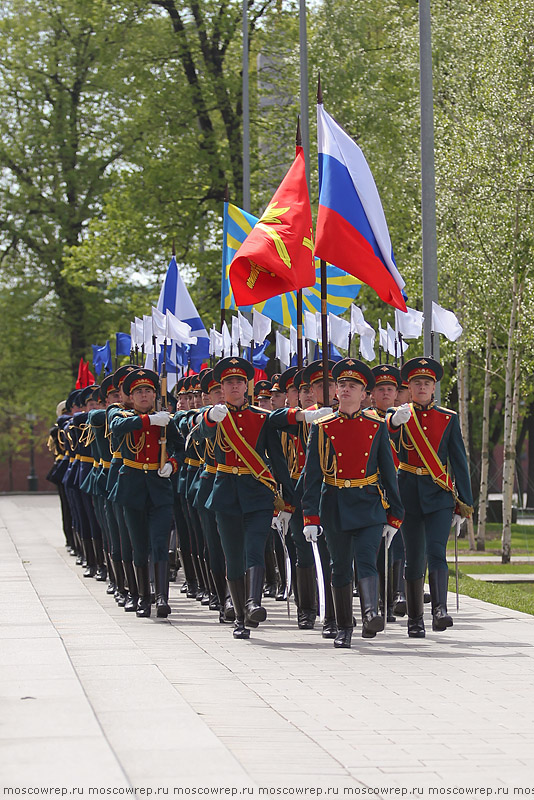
[81,101,463,388]
[224,103,407,317]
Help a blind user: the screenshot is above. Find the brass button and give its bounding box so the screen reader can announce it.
[331,435,335,440]
[416,467,422,475]
[344,479,351,488]
[369,435,373,439]
[147,444,150,448]
[338,452,342,457]
[361,470,365,474]
[339,469,343,473]
[339,419,343,423]
[423,413,427,417]
[364,452,368,456]
[238,414,243,418]
[143,464,148,472]
[423,426,427,430]
[232,466,239,474]
[239,427,243,431]
[374,424,378,428]
[146,457,150,461]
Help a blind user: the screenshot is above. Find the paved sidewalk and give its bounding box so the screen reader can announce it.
[1,495,534,797]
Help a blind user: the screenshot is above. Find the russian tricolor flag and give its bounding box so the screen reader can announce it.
[315,104,407,312]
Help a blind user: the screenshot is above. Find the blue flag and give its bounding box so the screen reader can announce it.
[115,332,132,357]
[92,342,112,376]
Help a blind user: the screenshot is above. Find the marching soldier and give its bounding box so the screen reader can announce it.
[254,380,273,411]
[387,357,473,637]
[109,368,183,618]
[269,366,335,634]
[196,356,295,640]
[371,364,403,623]
[301,358,404,649]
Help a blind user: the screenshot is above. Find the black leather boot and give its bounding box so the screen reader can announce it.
[322,581,338,638]
[179,548,196,595]
[192,554,206,601]
[105,552,116,594]
[332,584,354,648]
[93,538,107,582]
[82,540,96,578]
[154,561,171,618]
[168,548,178,583]
[359,575,384,638]
[123,561,139,612]
[135,564,152,618]
[211,571,235,623]
[429,569,453,631]
[113,560,127,606]
[406,576,426,638]
[392,559,406,617]
[379,568,396,623]
[263,542,278,598]
[227,577,250,639]
[295,566,317,629]
[245,566,267,627]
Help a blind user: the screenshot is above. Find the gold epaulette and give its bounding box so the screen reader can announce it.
[362,409,384,422]
[316,412,337,426]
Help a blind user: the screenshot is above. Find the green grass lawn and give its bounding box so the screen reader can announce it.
[448,566,534,616]
[446,523,534,556]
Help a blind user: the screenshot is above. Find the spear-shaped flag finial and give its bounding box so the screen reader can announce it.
[317,72,323,105]
[296,115,302,148]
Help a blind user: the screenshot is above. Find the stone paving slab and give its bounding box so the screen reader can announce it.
[1,494,534,798]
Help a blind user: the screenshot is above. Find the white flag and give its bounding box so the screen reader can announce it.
[252,309,271,344]
[304,310,318,342]
[166,310,196,344]
[130,320,137,347]
[222,321,232,357]
[143,314,154,351]
[275,331,291,367]
[151,306,167,338]
[350,305,374,338]
[378,320,388,352]
[231,315,240,349]
[328,313,350,351]
[387,322,408,357]
[395,306,423,339]
[135,317,144,349]
[431,302,463,342]
[209,328,223,357]
[359,332,376,362]
[238,311,253,347]
[289,325,297,355]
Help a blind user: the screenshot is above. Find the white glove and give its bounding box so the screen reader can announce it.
[391,403,412,426]
[382,524,397,549]
[208,404,228,423]
[303,524,322,543]
[452,513,465,535]
[272,510,292,538]
[158,462,173,478]
[149,410,172,427]
[303,407,333,423]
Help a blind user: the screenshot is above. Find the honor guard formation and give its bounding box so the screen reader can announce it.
[47,355,473,648]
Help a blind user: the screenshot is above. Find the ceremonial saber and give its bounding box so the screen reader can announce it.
[312,540,325,623]
[275,523,292,618]
[454,517,461,612]
[384,534,389,632]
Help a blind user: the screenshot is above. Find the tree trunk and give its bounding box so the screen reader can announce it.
[477,327,493,551]
[527,407,534,507]
[501,277,522,563]
[457,349,475,550]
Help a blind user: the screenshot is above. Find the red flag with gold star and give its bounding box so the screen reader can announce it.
[229,147,315,306]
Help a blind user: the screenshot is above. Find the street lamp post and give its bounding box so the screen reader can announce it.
[26,413,38,492]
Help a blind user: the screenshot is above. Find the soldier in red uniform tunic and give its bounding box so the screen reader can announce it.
[387,357,473,638]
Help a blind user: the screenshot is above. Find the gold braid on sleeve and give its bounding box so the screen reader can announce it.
[215,423,232,454]
[318,425,337,480]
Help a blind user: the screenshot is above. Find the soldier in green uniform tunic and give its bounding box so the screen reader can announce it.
[387,357,473,638]
[196,357,295,640]
[301,359,404,649]
[109,369,184,618]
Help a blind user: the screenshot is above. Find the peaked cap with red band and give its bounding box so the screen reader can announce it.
[200,369,221,395]
[254,380,272,398]
[400,357,443,383]
[372,364,401,388]
[302,359,335,387]
[213,356,255,384]
[112,364,139,390]
[332,358,375,390]
[278,366,298,393]
[122,368,159,396]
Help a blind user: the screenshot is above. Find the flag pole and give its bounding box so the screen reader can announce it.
[317,77,330,407]
[296,117,304,370]
[221,185,230,331]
